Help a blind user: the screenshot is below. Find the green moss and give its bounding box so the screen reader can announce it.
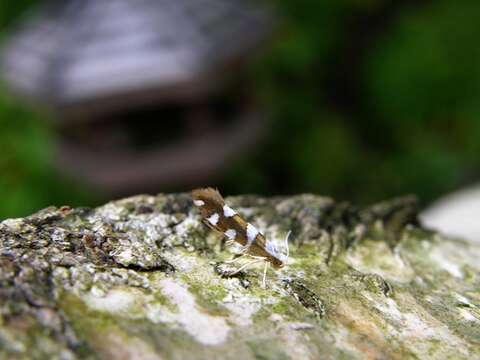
[246,339,290,360]
[353,273,393,297]
[59,292,117,337]
[461,265,478,284]
[182,276,229,316]
[152,291,178,313]
[146,273,178,312]
[270,297,308,320]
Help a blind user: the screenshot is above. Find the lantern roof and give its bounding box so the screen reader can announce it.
[1,0,272,110]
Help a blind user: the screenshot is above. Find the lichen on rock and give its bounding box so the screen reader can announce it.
[0,193,479,359]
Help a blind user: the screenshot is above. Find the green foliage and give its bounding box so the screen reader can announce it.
[225,0,480,204]
[0,2,96,219]
[0,0,37,30]
[0,91,93,219]
[362,0,480,200]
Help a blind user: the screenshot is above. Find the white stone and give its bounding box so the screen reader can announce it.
[421,184,480,244]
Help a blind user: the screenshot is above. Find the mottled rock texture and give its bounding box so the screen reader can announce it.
[0,193,479,360]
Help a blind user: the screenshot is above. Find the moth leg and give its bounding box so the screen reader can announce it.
[224,239,236,247]
[261,262,269,289]
[225,248,266,264]
[220,235,227,251]
[247,255,268,261]
[201,219,221,233]
[225,253,245,264]
[229,258,264,276]
[201,219,213,230]
[239,243,254,255]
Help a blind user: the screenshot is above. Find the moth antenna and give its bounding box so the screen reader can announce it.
[262,262,269,289]
[284,230,292,260]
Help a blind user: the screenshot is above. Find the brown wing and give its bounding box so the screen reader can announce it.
[192,187,225,220]
[192,187,248,247]
[192,188,281,267]
[192,187,224,204]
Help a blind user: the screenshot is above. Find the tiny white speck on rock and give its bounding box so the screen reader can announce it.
[289,322,315,331]
[270,314,284,322]
[459,308,477,322]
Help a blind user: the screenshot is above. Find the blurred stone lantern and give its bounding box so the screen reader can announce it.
[1,0,273,195]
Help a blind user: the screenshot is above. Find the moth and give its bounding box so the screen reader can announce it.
[192,187,290,287]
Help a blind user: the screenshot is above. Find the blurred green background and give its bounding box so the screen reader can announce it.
[0,1,96,219]
[1,0,480,219]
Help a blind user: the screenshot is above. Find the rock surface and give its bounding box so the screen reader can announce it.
[0,193,479,359]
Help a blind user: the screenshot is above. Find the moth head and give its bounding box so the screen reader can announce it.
[270,256,285,269]
[266,230,291,268]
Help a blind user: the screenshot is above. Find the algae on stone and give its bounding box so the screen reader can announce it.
[0,193,479,359]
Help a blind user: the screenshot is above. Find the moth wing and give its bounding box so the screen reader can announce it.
[254,232,267,249]
[192,187,224,205]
